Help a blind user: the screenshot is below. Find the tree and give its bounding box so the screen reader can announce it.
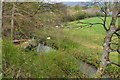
[0,0,2,78]
[94,2,120,78]
[72,4,82,11]
[11,3,15,40]
[0,0,2,38]
[3,2,39,39]
[3,2,67,40]
[77,1,120,78]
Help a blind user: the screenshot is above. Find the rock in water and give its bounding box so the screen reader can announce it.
[36,43,55,53]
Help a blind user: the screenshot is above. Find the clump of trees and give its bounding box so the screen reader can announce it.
[2,2,108,39]
[2,2,67,40]
[66,4,104,21]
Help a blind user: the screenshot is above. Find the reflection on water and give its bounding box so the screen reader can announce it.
[36,43,110,78]
[36,43,55,53]
[80,61,110,78]
[80,61,97,77]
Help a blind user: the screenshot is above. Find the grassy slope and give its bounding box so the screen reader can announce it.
[63,17,119,64]
[3,17,119,78]
[3,38,83,78]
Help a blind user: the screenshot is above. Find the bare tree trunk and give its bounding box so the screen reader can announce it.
[0,0,2,38]
[0,0,2,78]
[11,3,15,40]
[95,26,117,78]
[94,2,119,78]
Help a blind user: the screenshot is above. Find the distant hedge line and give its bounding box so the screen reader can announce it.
[66,11,105,21]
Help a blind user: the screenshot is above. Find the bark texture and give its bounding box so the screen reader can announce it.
[0,0,2,38]
[11,3,15,40]
[0,0,2,77]
[94,2,119,78]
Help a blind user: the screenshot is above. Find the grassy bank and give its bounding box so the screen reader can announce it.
[2,17,120,78]
[63,17,120,78]
[63,17,119,64]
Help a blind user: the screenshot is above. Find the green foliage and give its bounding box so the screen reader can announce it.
[3,38,25,77]
[66,8,88,21]
[35,27,79,51]
[106,66,120,78]
[72,4,82,11]
[72,11,88,20]
[2,38,83,78]
[1,0,120,79]
[66,5,104,21]
[63,17,120,78]
[3,2,67,39]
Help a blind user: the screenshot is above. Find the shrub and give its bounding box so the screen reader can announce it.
[66,11,88,21]
[73,11,88,20]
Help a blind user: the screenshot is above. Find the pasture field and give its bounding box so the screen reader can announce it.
[63,17,120,65]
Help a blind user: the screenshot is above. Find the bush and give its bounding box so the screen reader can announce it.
[73,11,88,20]
[66,11,88,21]
[86,12,105,18]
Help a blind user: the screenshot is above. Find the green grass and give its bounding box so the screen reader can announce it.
[63,17,119,65]
[3,38,85,78]
[63,17,120,78]
[3,17,119,78]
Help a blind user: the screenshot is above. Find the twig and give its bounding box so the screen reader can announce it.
[108,42,119,45]
[107,61,120,67]
[77,21,104,26]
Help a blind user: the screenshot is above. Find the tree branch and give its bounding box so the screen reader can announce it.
[116,27,120,32]
[114,32,120,37]
[97,15,108,31]
[117,49,120,54]
[77,21,104,26]
[107,49,120,54]
[76,21,109,31]
[107,49,118,52]
[103,10,108,31]
[107,61,120,67]
[97,17,104,22]
[108,42,119,45]
[114,28,120,39]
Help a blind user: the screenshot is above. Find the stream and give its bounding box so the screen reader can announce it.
[79,61,110,78]
[79,61,97,77]
[36,43,110,78]
[36,43,56,53]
